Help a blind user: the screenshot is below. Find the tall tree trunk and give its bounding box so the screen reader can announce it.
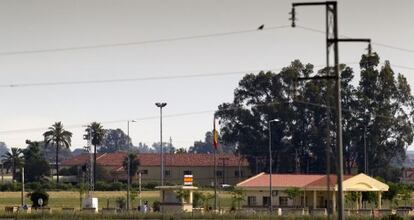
[12,160,15,181]
[56,141,59,183]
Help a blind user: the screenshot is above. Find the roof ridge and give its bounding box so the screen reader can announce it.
[236,172,265,187]
[96,152,107,160]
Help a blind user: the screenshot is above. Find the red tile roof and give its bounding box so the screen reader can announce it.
[61,152,249,168]
[60,153,104,166]
[237,172,353,189]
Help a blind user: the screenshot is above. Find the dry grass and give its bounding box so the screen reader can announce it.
[0,190,232,210]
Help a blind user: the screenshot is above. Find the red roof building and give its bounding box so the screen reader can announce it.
[61,152,251,186]
[236,172,388,210]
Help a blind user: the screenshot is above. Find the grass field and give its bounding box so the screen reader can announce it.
[0,190,232,211]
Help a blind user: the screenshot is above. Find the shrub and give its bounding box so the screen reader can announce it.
[152,200,161,212]
[144,182,158,190]
[27,182,41,191]
[0,182,22,191]
[56,183,73,191]
[95,181,110,191]
[28,189,49,208]
[110,182,125,191]
[116,197,126,210]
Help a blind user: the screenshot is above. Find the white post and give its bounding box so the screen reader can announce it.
[313,191,317,209]
[377,191,382,209]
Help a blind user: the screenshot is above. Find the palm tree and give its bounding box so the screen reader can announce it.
[122,153,140,179]
[85,122,104,187]
[1,148,23,180]
[43,122,72,183]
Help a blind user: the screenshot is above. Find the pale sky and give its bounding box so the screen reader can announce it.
[0,0,413,150]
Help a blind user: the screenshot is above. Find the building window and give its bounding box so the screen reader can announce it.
[247,196,257,206]
[216,170,223,177]
[140,170,148,175]
[279,197,288,207]
[183,170,192,175]
[262,196,270,207]
[165,170,171,176]
[235,170,244,177]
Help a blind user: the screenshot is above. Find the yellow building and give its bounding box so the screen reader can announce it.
[236,172,389,210]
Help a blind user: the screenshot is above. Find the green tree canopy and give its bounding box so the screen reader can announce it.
[1,147,23,180]
[122,153,140,178]
[99,129,131,153]
[216,54,414,180]
[23,140,50,182]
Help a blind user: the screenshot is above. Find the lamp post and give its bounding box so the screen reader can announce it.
[127,120,136,210]
[155,102,167,186]
[268,118,279,216]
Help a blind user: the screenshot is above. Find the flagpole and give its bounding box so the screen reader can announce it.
[214,145,217,211]
[213,116,218,211]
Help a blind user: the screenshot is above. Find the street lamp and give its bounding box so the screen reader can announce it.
[155,102,167,186]
[127,120,136,210]
[268,118,279,215]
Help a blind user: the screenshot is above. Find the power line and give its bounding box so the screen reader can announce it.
[296,25,414,55]
[0,110,215,134]
[0,68,283,88]
[3,61,414,89]
[0,25,290,57]
[0,98,400,135]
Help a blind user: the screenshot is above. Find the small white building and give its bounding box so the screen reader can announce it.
[155,185,198,213]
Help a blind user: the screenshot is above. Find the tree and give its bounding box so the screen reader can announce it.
[215,55,414,179]
[193,191,206,208]
[354,54,414,177]
[151,142,175,154]
[136,142,153,153]
[188,132,235,154]
[100,129,131,153]
[28,188,49,208]
[85,122,104,187]
[0,142,9,158]
[43,122,72,183]
[230,188,245,209]
[175,148,187,154]
[176,189,190,203]
[122,153,140,178]
[23,140,50,182]
[284,187,301,205]
[1,148,23,180]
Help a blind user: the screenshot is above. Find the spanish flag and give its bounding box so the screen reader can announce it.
[213,118,219,149]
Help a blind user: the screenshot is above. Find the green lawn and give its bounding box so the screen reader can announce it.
[0,190,233,211]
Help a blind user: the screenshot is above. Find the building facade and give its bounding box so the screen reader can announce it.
[236,172,389,210]
[61,152,252,186]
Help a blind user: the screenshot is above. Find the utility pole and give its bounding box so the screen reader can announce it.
[291,2,371,220]
[268,119,279,217]
[155,102,167,186]
[126,120,136,211]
